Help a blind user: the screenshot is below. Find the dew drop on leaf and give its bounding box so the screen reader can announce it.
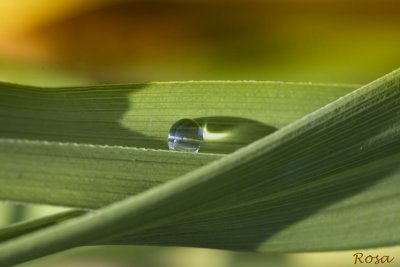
[168,118,203,153]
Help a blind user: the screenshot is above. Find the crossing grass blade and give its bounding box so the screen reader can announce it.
[0,70,399,265]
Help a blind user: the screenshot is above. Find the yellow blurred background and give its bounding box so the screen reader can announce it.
[0,0,399,86]
[0,0,399,266]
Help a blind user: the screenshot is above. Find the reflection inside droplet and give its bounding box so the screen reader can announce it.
[168,118,203,153]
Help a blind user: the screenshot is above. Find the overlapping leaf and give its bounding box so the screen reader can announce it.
[0,71,399,266]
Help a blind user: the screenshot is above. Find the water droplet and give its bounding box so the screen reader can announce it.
[168,118,203,153]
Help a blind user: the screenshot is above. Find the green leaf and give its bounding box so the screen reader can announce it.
[0,81,355,149]
[0,71,399,265]
[0,210,85,242]
[0,139,220,208]
[0,81,354,208]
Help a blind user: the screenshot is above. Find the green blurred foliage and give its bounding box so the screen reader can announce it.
[18,245,400,267]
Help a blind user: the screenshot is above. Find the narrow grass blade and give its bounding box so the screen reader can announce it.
[0,209,85,242]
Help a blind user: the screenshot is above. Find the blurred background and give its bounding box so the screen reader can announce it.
[0,0,399,266]
[0,0,399,86]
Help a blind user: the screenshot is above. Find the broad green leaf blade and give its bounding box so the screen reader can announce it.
[0,81,356,208]
[0,139,220,208]
[0,70,399,266]
[0,81,356,151]
[0,209,85,242]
